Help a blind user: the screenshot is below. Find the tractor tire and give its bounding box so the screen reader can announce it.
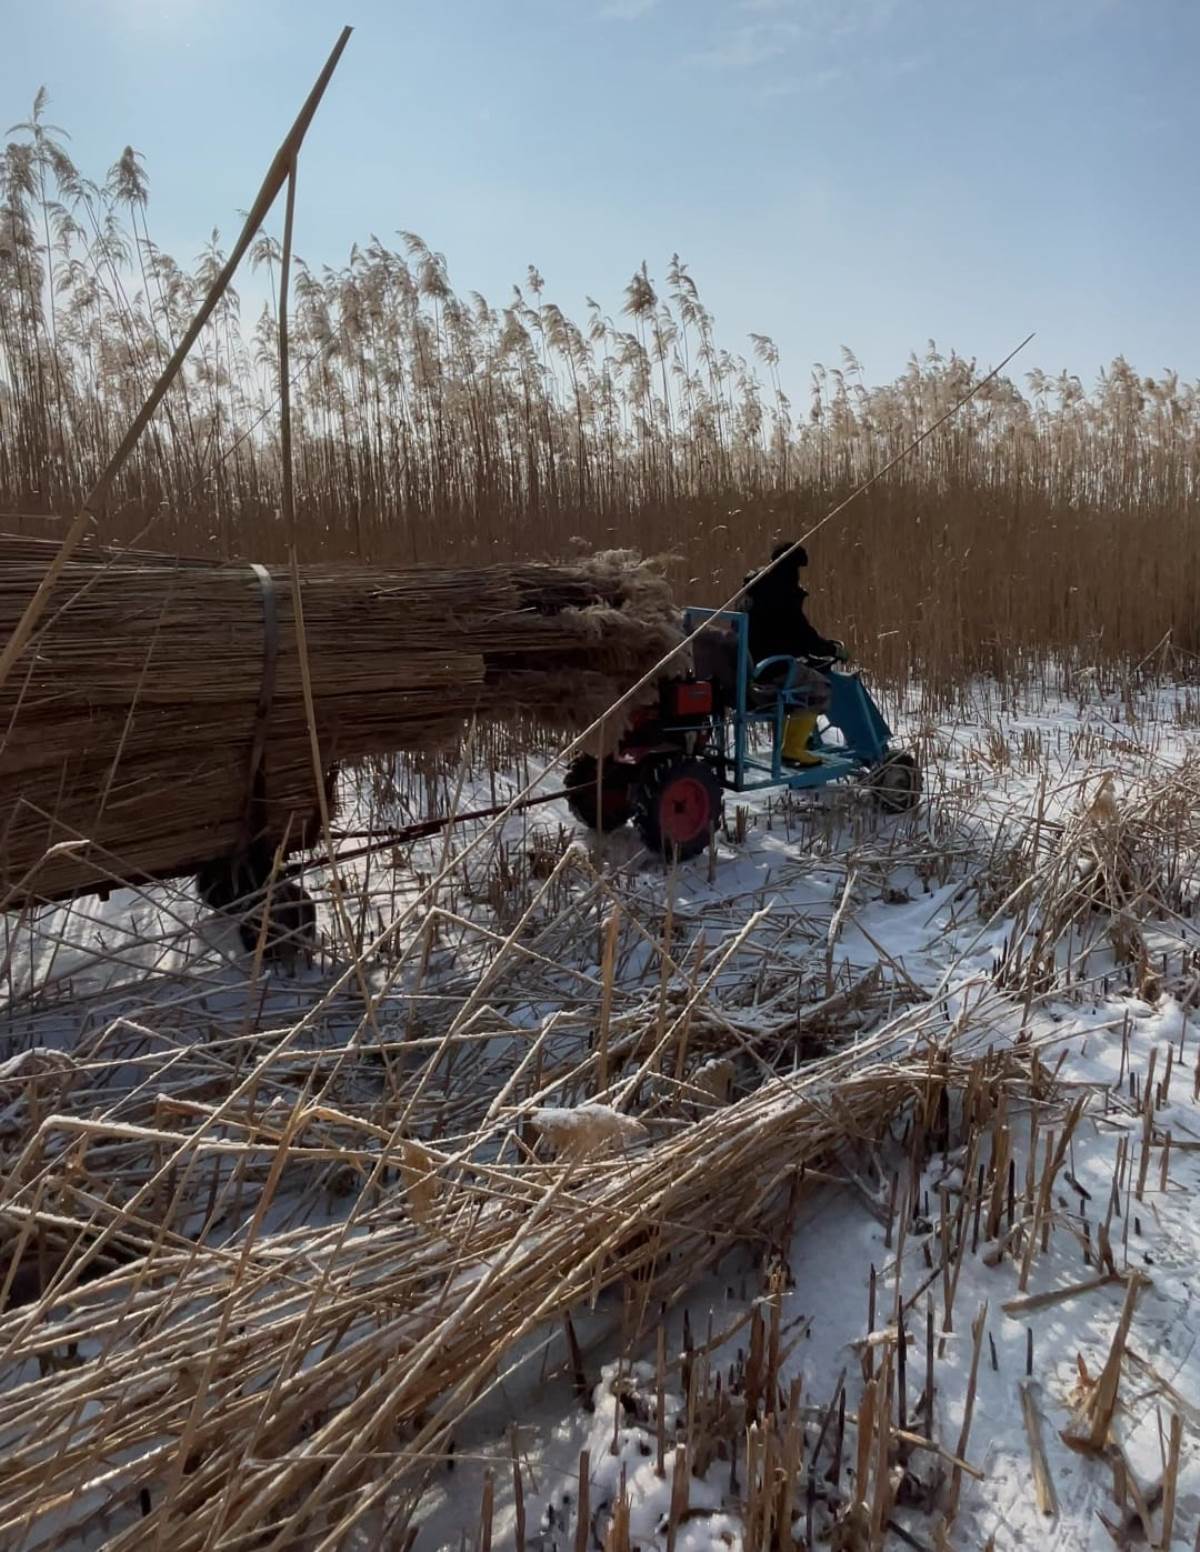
[564,754,634,833]
[868,751,922,815]
[634,757,723,861]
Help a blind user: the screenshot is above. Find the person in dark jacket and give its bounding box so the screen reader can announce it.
[744,541,846,765]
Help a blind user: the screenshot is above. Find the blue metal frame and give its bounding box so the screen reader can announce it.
[682,607,895,795]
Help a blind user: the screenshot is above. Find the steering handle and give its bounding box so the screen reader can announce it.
[752,654,801,689]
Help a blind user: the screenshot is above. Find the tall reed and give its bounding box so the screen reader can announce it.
[2,96,1198,692]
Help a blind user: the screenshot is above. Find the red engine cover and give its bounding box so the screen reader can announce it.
[668,680,714,717]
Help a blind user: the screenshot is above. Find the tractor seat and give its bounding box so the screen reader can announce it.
[747,655,828,711]
[691,626,826,712]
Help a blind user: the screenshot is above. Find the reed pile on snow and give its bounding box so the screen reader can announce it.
[0,993,1017,1550]
[0,539,680,903]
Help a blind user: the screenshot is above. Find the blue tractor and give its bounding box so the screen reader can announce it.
[565,607,921,859]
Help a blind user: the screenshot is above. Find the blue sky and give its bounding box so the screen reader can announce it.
[5,0,1197,396]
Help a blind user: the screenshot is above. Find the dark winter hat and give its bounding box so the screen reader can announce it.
[771,540,808,567]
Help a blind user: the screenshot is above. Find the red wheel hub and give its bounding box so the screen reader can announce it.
[659,775,712,845]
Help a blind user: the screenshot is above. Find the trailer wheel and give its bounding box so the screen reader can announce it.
[195,844,274,912]
[634,758,723,861]
[196,844,316,959]
[564,754,634,832]
[868,751,922,815]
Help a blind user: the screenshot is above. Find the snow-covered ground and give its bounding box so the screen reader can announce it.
[3,666,1200,1549]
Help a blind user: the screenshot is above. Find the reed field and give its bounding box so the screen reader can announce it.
[2,100,1199,695]
[5,93,1200,1552]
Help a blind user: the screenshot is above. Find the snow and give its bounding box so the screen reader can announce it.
[4,666,1200,1548]
[399,674,1200,1550]
[532,1103,648,1158]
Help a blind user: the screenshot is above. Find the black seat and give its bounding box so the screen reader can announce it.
[692,625,815,712]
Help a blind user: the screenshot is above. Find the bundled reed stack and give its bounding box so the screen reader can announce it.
[0,538,681,904]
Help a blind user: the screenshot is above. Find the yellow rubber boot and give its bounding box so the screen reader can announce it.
[782,711,821,766]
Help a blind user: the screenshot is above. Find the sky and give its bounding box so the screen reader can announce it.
[4,0,1198,399]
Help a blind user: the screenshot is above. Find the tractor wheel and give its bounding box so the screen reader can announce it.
[634,758,723,861]
[564,754,634,832]
[868,751,922,814]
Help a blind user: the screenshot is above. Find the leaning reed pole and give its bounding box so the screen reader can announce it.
[0,25,354,696]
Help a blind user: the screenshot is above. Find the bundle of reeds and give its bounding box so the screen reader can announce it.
[0,538,682,904]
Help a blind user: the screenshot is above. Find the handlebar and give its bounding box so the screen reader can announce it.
[752,654,802,689]
[751,649,848,682]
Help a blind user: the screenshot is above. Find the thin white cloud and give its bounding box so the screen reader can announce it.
[761,65,843,96]
[689,0,911,75]
[96,0,224,37]
[877,51,928,79]
[739,0,901,30]
[686,21,801,69]
[600,0,661,17]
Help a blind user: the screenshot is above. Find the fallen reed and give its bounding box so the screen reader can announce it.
[0,985,1019,1550]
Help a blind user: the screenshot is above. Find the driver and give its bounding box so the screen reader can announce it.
[743,541,847,767]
